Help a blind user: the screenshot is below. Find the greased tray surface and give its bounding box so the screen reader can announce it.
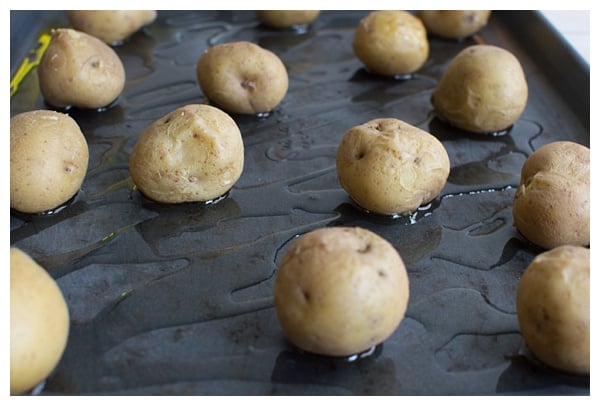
[10,10,590,395]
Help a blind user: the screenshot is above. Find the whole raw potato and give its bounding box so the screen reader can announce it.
[431,45,528,133]
[196,41,289,115]
[516,245,589,375]
[129,104,244,203]
[255,10,320,28]
[274,227,410,357]
[417,10,491,40]
[11,247,70,395]
[67,10,157,44]
[37,28,125,109]
[336,118,450,216]
[11,110,89,214]
[513,141,589,249]
[353,10,429,77]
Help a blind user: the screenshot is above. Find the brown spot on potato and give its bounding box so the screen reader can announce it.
[241,79,256,91]
[358,243,372,253]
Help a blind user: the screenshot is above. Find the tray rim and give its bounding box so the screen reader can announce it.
[494,10,590,133]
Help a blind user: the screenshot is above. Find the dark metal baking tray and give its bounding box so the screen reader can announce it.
[10,10,590,395]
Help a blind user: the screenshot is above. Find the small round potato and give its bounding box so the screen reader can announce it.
[513,141,589,249]
[255,10,320,28]
[196,41,289,115]
[37,28,126,109]
[67,10,157,44]
[11,247,70,395]
[431,44,528,134]
[11,110,89,214]
[336,118,450,216]
[273,226,410,357]
[352,10,429,77]
[129,104,244,204]
[516,245,589,375]
[417,10,491,40]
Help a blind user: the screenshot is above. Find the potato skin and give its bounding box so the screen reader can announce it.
[513,141,589,249]
[67,10,157,44]
[273,227,409,357]
[336,118,450,216]
[129,104,244,204]
[516,245,589,375]
[11,247,70,395]
[196,41,289,115]
[255,10,320,28]
[10,110,89,214]
[417,10,491,39]
[38,28,125,109]
[353,10,429,76]
[431,45,528,134]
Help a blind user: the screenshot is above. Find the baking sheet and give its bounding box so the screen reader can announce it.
[9,10,590,395]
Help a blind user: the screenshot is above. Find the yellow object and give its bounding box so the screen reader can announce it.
[10,33,51,98]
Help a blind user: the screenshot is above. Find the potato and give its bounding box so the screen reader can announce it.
[67,10,157,44]
[11,247,70,395]
[37,28,126,109]
[196,41,289,115]
[352,10,429,77]
[431,44,528,134]
[336,118,450,216]
[255,10,320,28]
[516,245,589,375]
[273,226,409,357]
[11,110,89,214]
[129,104,244,204]
[513,141,589,249]
[417,10,491,40]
